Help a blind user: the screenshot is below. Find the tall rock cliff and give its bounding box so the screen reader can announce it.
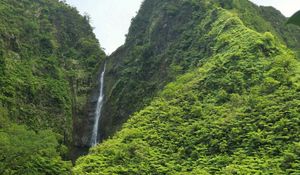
[75,0,300,174]
[99,0,300,141]
[0,0,105,143]
[0,0,105,173]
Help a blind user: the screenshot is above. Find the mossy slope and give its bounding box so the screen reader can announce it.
[0,0,105,142]
[74,5,300,175]
[101,0,300,141]
[0,0,105,173]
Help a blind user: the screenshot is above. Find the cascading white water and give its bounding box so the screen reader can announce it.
[90,64,106,146]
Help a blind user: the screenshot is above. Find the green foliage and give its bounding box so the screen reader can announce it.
[0,122,72,174]
[0,0,105,173]
[214,0,300,56]
[0,0,105,141]
[74,7,300,174]
[102,0,300,140]
[287,10,300,27]
[1,0,299,174]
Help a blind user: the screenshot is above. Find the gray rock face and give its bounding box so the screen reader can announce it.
[72,66,105,147]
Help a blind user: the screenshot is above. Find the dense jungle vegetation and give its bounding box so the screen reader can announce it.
[75,0,300,174]
[0,0,105,173]
[0,0,299,174]
[100,0,300,141]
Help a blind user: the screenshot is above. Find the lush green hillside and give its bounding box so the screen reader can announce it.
[1,0,299,174]
[0,111,72,174]
[288,10,300,27]
[100,0,300,141]
[74,0,300,174]
[217,0,300,56]
[0,0,105,173]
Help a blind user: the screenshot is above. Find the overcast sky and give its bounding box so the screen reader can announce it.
[65,0,299,54]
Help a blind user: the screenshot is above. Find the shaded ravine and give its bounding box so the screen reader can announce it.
[91,63,106,146]
[70,63,107,162]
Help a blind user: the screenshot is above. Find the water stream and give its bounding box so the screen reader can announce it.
[90,64,106,146]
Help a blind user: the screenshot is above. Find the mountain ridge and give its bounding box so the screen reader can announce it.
[74,0,300,174]
[0,0,299,174]
[98,0,300,143]
[0,0,105,173]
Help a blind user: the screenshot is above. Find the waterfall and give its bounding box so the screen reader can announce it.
[90,64,106,147]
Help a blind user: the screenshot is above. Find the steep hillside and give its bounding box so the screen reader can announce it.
[74,0,300,174]
[215,0,300,56]
[0,0,105,142]
[0,0,105,173]
[100,0,300,141]
[287,11,300,27]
